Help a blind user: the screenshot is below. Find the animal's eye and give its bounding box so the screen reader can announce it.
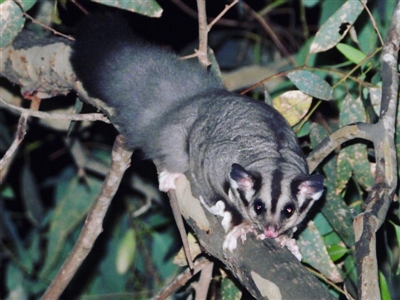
[253,199,265,215]
[282,203,295,218]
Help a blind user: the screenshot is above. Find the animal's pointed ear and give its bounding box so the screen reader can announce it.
[230,163,254,190]
[296,174,324,200]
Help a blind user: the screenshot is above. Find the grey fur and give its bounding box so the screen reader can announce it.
[71,13,324,242]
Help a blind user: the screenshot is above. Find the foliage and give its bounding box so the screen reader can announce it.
[1,0,399,299]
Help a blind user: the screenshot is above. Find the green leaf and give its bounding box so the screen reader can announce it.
[293,120,311,138]
[151,228,179,280]
[0,0,25,47]
[86,215,131,294]
[358,19,377,55]
[310,123,355,248]
[310,0,364,53]
[323,231,342,246]
[313,212,333,236]
[20,0,36,11]
[116,228,136,274]
[379,271,392,300]
[309,122,329,150]
[390,221,400,276]
[343,254,358,285]
[322,181,355,248]
[39,168,103,277]
[1,185,14,198]
[335,147,353,194]
[287,70,333,100]
[336,43,367,65]
[336,95,373,192]
[221,277,242,299]
[327,244,349,262]
[338,93,366,125]
[91,0,162,17]
[21,164,44,226]
[303,0,319,8]
[299,222,342,282]
[6,261,24,292]
[272,90,312,126]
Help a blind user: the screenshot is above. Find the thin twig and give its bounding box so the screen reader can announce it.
[180,52,200,60]
[171,0,239,28]
[0,96,42,183]
[0,96,110,123]
[361,1,384,46]
[241,2,297,66]
[23,12,74,41]
[151,257,213,300]
[70,0,89,15]
[207,0,238,30]
[168,189,194,269]
[0,113,28,183]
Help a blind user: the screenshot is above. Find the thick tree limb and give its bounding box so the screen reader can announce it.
[174,176,334,299]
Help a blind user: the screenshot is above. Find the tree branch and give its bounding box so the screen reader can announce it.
[0,95,109,123]
[196,0,210,67]
[354,2,399,298]
[151,257,213,300]
[173,176,334,299]
[306,2,400,298]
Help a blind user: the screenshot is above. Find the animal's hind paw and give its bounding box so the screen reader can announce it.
[158,171,183,192]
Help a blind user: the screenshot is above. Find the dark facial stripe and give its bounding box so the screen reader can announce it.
[252,172,262,192]
[299,197,313,213]
[228,203,244,226]
[238,189,249,207]
[223,180,230,195]
[270,169,283,214]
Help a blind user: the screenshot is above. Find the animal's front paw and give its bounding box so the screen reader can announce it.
[274,235,302,261]
[223,223,256,253]
[158,171,183,192]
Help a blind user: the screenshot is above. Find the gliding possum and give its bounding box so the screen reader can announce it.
[70,13,324,256]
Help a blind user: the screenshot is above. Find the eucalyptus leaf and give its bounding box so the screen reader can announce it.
[20,0,36,11]
[91,0,162,17]
[336,95,373,191]
[0,0,25,47]
[221,277,242,299]
[39,169,103,278]
[272,90,312,126]
[310,0,364,53]
[336,43,367,65]
[379,271,392,300]
[299,222,342,283]
[310,123,355,247]
[322,181,355,248]
[287,70,333,100]
[326,244,349,262]
[313,212,333,236]
[293,120,311,138]
[116,228,136,274]
[21,164,44,226]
